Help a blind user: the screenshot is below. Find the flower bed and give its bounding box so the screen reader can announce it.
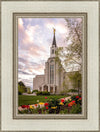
[18,95,82,114]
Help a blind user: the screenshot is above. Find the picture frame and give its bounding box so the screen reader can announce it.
[0,0,100,131]
[13,13,87,119]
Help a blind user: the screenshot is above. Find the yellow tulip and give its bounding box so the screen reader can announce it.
[30,105,34,109]
[51,106,57,109]
[39,102,44,105]
[59,102,64,105]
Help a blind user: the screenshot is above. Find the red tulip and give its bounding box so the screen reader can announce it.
[68,103,71,107]
[79,97,82,100]
[46,106,48,110]
[44,102,49,106]
[26,105,29,109]
[76,96,79,99]
[35,104,37,107]
[68,100,76,107]
[72,100,75,103]
[45,97,47,99]
[21,105,29,109]
[61,99,65,103]
[21,105,26,108]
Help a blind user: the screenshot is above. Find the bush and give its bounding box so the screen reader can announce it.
[18,85,24,95]
[47,98,60,114]
[42,91,50,95]
[36,91,50,96]
[27,91,32,94]
[71,95,77,100]
[48,98,60,107]
[32,90,38,93]
[70,104,82,114]
[18,81,27,93]
[68,89,78,93]
[18,91,22,95]
[60,90,67,95]
[36,91,42,96]
[59,109,68,114]
[71,95,82,103]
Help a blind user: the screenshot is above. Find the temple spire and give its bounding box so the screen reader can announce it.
[52,28,56,47]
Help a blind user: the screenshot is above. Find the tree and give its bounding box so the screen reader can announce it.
[18,81,25,87]
[18,81,27,95]
[56,18,82,72]
[27,87,32,94]
[18,84,24,95]
[68,71,82,95]
[60,80,69,95]
[55,18,82,93]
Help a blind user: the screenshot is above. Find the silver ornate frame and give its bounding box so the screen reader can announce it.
[13,13,87,119]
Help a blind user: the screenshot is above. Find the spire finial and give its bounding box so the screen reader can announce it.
[52,28,56,47]
[53,28,56,34]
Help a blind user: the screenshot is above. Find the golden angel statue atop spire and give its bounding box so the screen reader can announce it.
[53,28,56,34]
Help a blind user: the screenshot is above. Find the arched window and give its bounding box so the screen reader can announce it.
[50,60,54,63]
[50,65,54,84]
[52,49,54,54]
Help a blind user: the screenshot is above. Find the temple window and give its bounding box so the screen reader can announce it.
[50,65,54,84]
[52,49,54,54]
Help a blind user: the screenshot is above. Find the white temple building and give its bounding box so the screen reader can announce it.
[33,29,74,94]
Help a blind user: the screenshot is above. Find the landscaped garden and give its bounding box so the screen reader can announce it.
[18,95,68,106]
[18,95,82,114]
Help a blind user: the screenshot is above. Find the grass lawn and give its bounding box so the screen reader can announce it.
[18,95,68,106]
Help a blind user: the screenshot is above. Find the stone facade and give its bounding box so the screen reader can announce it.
[33,29,74,94]
[33,75,45,91]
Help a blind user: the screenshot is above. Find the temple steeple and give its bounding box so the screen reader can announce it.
[50,28,57,57]
[52,28,57,47]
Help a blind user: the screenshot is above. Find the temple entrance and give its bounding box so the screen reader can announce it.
[44,85,48,92]
[50,87,53,93]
